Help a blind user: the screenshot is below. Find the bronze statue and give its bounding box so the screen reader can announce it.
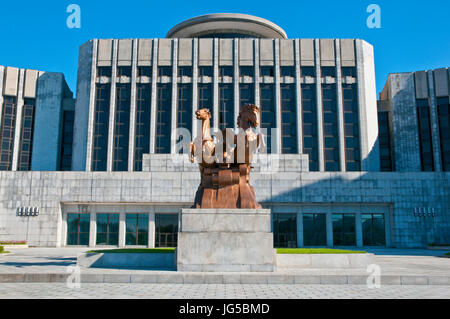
[189,104,265,209]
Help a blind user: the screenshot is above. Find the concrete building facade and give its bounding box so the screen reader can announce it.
[0,66,74,172]
[378,68,450,173]
[0,14,449,249]
[72,14,380,173]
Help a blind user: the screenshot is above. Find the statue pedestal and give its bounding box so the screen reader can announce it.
[177,209,275,272]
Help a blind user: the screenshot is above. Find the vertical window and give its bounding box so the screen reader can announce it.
[219,66,233,77]
[117,66,132,78]
[321,67,336,77]
[97,66,112,78]
[158,66,172,77]
[361,214,386,246]
[92,84,111,171]
[177,84,192,153]
[273,213,297,248]
[378,111,393,171]
[155,214,178,248]
[59,110,74,171]
[218,84,234,130]
[260,66,274,77]
[0,96,17,170]
[137,66,151,77]
[198,83,213,124]
[301,83,319,171]
[303,213,326,246]
[416,99,434,171]
[280,84,297,154]
[342,83,361,171]
[322,83,340,171]
[260,84,275,153]
[178,66,192,77]
[18,98,36,171]
[126,214,149,246]
[437,97,450,171]
[239,66,254,77]
[301,66,315,77]
[155,84,172,154]
[332,213,356,246]
[198,66,213,77]
[239,83,254,106]
[280,66,295,77]
[113,84,131,171]
[341,67,357,78]
[67,213,90,246]
[134,84,151,171]
[96,213,119,246]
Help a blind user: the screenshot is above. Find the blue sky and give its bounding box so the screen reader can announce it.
[0,0,448,96]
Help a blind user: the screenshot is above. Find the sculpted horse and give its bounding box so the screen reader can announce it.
[189,108,215,166]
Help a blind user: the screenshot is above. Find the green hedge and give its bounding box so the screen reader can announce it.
[277,248,367,254]
[0,246,3,253]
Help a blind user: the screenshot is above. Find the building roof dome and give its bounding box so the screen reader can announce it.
[166,13,287,39]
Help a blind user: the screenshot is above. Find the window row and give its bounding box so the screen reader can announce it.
[91,67,360,171]
[97,66,357,80]
[273,213,386,248]
[67,212,386,248]
[66,213,178,247]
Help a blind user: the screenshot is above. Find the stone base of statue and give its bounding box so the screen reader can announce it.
[177,209,275,272]
[192,164,261,209]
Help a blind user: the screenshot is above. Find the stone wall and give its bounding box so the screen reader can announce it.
[0,168,449,248]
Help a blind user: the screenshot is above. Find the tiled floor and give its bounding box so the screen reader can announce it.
[0,283,449,299]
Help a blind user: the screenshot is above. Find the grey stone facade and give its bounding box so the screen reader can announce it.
[378,68,450,172]
[0,66,74,172]
[0,155,449,248]
[73,36,379,172]
[0,14,449,251]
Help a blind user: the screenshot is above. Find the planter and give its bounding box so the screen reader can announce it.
[77,252,176,270]
[276,253,374,269]
[1,244,28,249]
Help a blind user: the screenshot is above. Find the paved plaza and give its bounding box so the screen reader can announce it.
[0,247,449,299]
[0,283,449,299]
[0,247,449,276]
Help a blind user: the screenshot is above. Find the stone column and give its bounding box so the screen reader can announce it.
[170,39,178,154]
[85,39,98,172]
[192,38,199,140]
[254,39,261,129]
[335,40,346,172]
[127,39,138,171]
[385,209,392,248]
[61,212,68,247]
[11,69,25,171]
[296,210,304,247]
[274,39,282,154]
[119,211,126,248]
[234,39,240,130]
[149,39,159,154]
[355,213,363,247]
[294,39,303,154]
[326,211,333,247]
[355,40,380,171]
[315,39,325,171]
[89,211,97,248]
[148,212,156,248]
[427,71,442,172]
[0,66,5,132]
[106,40,118,171]
[213,38,219,131]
